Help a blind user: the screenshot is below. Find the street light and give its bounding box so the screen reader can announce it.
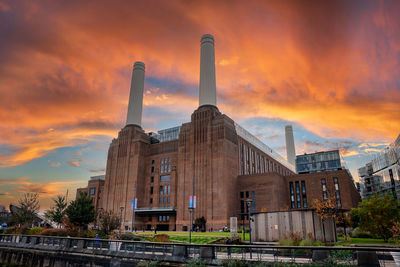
[245,199,253,259]
[119,206,124,234]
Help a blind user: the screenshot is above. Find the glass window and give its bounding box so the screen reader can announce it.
[295,182,301,208]
[301,181,307,208]
[167,197,170,203]
[167,185,170,195]
[89,188,96,195]
[167,216,170,221]
[161,165,164,173]
[164,185,167,194]
[251,191,255,198]
[151,176,154,183]
[152,159,155,165]
[159,197,163,204]
[150,198,153,204]
[160,186,163,195]
[240,192,244,198]
[151,166,154,173]
[160,175,171,182]
[246,191,249,198]
[289,182,295,208]
[150,187,153,194]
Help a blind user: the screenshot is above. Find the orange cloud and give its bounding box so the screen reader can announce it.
[0,176,87,210]
[0,0,399,167]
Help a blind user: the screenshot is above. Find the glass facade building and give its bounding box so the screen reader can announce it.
[296,150,343,174]
[358,134,400,199]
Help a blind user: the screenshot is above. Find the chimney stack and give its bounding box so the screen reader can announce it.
[126,62,145,127]
[285,125,296,167]
[199,34,217,107]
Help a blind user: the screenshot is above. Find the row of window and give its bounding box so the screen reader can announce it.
[289,181,307,208]
[151,157,172,174]
[239,142,290,176]
[149,184,171,195]
[158,215,170,222]
[321,177,341,208]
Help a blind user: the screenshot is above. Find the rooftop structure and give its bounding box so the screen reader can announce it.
[296,150,344,174]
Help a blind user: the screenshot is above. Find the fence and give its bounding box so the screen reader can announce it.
[1,234,400,265]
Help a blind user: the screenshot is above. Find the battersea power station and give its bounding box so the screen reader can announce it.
[77,34,360,233]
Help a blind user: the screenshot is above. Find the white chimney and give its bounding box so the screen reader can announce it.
[126,62,145,126]
[199,34,217,107]
[285,125,296,166]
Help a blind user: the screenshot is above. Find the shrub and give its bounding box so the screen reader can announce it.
[40,228,71,237]
[152,234,169,242]
[27,227,44,235]
[78,230,97,238]
[299,239,314,246]
[221,259,249,267]
[118,232,148,241]
[137,261,159,267]
[187,258,205,267]
[279,239,295,246]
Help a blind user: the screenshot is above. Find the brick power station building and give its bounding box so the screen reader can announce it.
[77,34,360,232]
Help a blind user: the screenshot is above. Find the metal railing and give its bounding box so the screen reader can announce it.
[1,234,400,265]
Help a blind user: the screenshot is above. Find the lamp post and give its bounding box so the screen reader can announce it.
[189,207,194,243]
[245,199,253,259]
[119,206,124,234]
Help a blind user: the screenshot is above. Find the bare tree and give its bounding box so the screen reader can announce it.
[11,193,40,228]
[99,210,121,235]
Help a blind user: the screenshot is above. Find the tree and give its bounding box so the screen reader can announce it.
[44,195,67,228]
[65,192,95,230]
[313,197,339,242]
[194,216,207,232]
[98,210,120,235]
[11,193,40,228]
[352,193,400,241]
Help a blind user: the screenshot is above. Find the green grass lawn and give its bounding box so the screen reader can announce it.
[133,231,250,243]
[337,236,398,245]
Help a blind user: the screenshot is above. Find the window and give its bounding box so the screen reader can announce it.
[240,192,244,198]
[240,200,245,219]
[150,187,153,194]
[295,181,301,208]
[151,159,155,165]
[160,157,171,174]
[301,181,307,208]
[167,197,170,203]
[150,198,153,204]
[246,191,249,198]
[151,176,154,183]
[160,175,171,182]
[333,177,339,191]
[89,188,96,195]
[159,197,163,204]
[321,178,327,200]
[289,182,295,208]
[167,185,170,195]
[151,166,154,174]
[160,186,163,195]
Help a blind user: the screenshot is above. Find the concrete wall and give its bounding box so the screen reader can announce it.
[251,210,336,242]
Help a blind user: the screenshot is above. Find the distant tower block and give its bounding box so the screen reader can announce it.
[199,34,217,107]
[285,125,296,167]
[126,61,145,126]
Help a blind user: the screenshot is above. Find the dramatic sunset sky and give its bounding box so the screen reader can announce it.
[0,0,399,210]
